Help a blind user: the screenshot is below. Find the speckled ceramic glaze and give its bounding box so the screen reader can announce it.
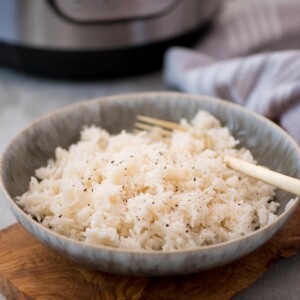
[1,92,300,276]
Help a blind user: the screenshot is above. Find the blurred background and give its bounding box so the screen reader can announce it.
[0,0,300,299]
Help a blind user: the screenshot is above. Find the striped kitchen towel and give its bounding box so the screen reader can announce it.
[164,0,300,144]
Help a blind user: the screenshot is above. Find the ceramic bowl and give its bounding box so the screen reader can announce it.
[1,92,299,276]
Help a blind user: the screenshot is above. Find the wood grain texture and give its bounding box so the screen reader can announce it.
[1,204,300,300]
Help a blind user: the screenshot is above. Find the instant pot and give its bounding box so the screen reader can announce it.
[0,0,221,78]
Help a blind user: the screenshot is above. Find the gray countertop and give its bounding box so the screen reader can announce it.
[0,67,299,299]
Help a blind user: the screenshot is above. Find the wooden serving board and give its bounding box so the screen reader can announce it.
[1,204,300,300]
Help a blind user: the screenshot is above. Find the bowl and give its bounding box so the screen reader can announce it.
[1,92,299,276]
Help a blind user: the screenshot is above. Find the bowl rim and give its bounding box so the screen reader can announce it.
[0,91,299,255]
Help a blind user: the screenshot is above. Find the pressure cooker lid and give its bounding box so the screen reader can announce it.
[52,0,179,23]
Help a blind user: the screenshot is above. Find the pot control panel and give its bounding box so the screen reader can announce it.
[52,0,179,23]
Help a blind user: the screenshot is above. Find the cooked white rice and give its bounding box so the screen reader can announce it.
[17,111,282,251]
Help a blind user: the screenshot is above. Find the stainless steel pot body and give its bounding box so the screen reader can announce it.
[0,0,221,50]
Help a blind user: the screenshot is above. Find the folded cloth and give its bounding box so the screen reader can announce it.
[195,0,300,59]
[164,0,300,144]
